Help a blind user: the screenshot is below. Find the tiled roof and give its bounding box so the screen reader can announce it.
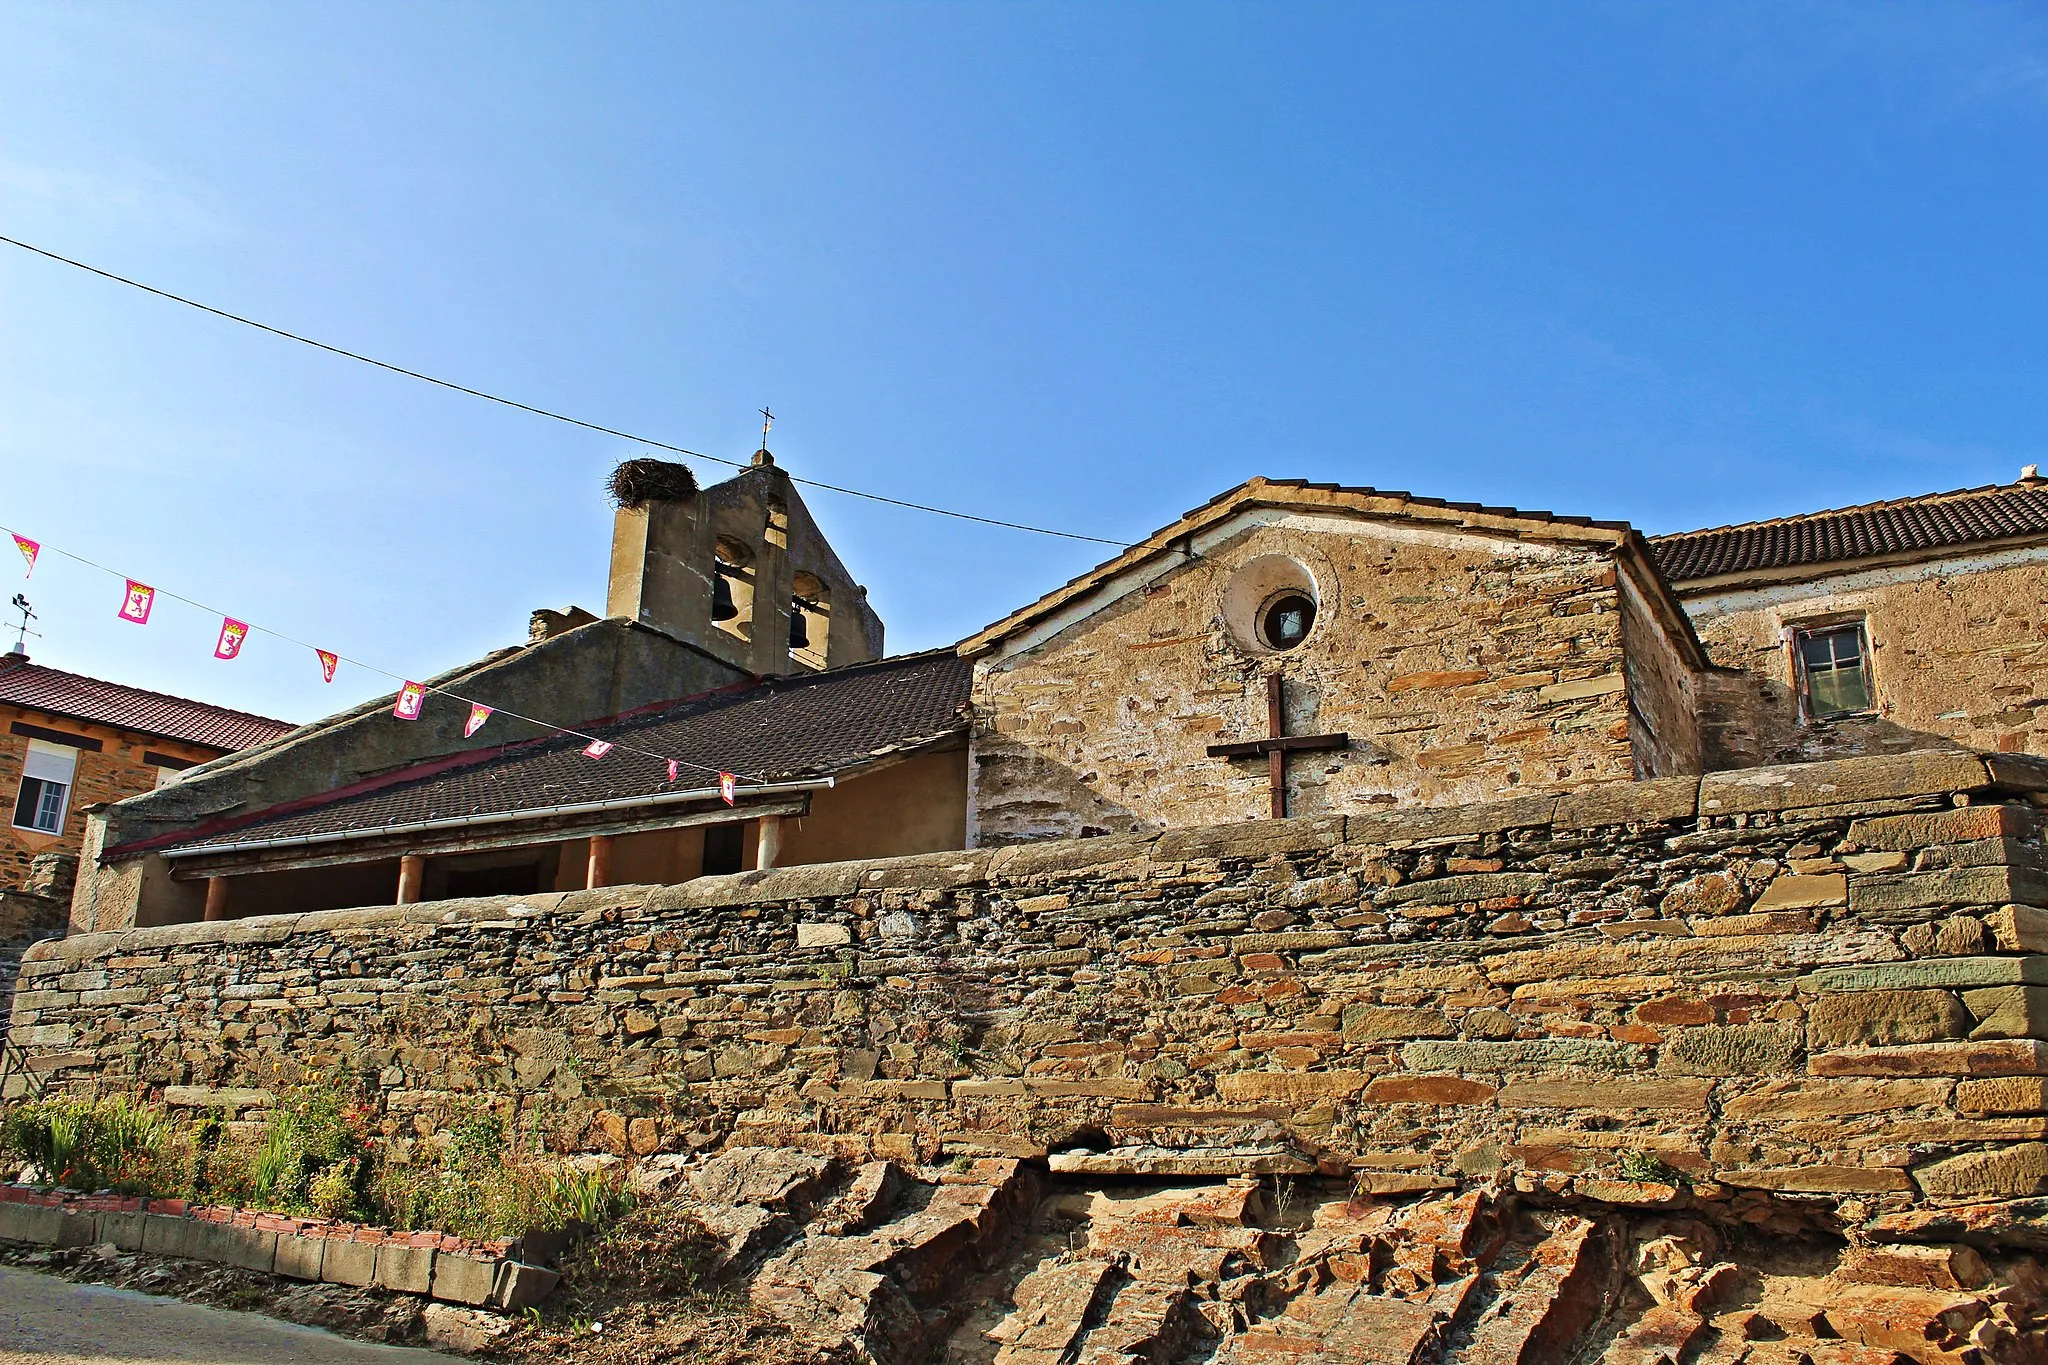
[0,657,295,752]
[1651,481,2048,583]
[159,649,973,853]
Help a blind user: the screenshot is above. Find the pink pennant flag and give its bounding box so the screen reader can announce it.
[719,772,737,806]
[583,739,613,759]
[393,681,426,721]
[316,649,339,683]
[464,703,492,737]
[12,535,37,577]
[213,617,249,660]
[118,580,155,625]
[666,759,679,783]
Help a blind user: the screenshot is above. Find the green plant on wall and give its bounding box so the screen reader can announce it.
[0,1095,189,1195]
[0,1088,632,1242]
[205,1080,374,1216]
[1614,1148,1689,1186]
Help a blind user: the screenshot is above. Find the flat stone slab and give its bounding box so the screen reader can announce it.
[162,1086,274,1111]
[490,1261,562,1311]
[1700,753,1990,815]
[430,1252,498,1307]
[1809,1039,2048,1079]
[1047,1146,1316,1177]
[274,1232,325,1281]
[1804,958,2048,992]
[1853,867,2048,916]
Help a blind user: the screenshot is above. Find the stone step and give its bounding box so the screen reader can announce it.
[987,1257,1122,1365]
[1816,1283,1987,1364]
[753,1159,1037,1365]
[1229,1279,1472,1365]
[1449,1215,1609,1365]
[1065,1280,1204,1365]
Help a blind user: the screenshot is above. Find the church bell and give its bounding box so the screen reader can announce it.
[788,599,811,650]
[711,567,738,622]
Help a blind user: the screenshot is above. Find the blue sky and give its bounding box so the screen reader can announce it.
[2,2,2044,725]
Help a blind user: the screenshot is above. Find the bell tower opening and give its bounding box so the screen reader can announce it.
[712,536,757,645]
[790,572,831,671]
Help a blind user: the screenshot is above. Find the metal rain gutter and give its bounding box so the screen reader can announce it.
[158,777,837,860]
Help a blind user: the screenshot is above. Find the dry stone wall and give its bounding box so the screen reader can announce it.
[14,750,2048,1217]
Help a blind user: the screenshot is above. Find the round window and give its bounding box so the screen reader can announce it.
[1260,593,1316,651]
[1219,554,1323,655]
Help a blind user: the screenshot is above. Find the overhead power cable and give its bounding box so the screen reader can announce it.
[0,522,770,784]
[0,234,1134,550]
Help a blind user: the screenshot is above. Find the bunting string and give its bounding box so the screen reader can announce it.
[0,521,759,789]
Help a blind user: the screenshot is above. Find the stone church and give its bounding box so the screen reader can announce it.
[61,456,2048,931]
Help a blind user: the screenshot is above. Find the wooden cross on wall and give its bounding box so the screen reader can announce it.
[1205,674,1349,819]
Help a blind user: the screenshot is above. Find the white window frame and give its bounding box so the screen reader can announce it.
[13,740,79,835]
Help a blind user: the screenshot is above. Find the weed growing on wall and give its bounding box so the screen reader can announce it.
[0,1090,631,1240]
[0,1095,189,1194]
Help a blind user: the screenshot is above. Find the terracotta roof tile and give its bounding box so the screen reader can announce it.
[159,649,972,853]
[1651,481,2048,583]
[0,658,295,752]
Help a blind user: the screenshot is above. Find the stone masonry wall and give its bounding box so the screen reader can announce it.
[14,750,2048,1215]
[971,519,1640,845]
[1684,549,2048,768]
[1615,554,1706,780]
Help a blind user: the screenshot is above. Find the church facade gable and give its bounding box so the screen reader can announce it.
[965,488,1706,845]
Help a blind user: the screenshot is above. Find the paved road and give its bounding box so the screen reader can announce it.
[0,1265,463,1364]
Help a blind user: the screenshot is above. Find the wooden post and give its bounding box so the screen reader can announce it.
[1203,674,1348,820]
[396,854,425,905]
[756,814,784,871]
[203,875,229,922]
[586,834,614,890]
[1265,674,1288,820]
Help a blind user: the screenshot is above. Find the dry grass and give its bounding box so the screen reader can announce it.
[486,1197,851,1365]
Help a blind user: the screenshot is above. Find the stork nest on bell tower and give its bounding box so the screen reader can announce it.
[608,458,700,508]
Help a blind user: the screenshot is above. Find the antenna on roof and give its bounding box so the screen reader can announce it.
[8,593,39,659]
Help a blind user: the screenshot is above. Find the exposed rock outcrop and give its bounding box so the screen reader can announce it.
[660,1147,2048,1365]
